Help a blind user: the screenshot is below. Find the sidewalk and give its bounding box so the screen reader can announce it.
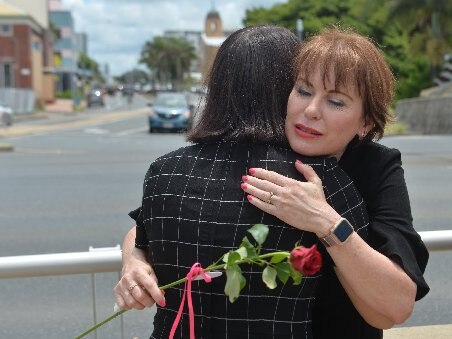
[44,98,73,113]
[0,106,147,139]
[384,324,452,338]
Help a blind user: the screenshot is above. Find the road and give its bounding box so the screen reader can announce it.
[0,103,451,338]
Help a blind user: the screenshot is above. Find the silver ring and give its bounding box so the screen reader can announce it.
[266,191,274,204]
[128,283,138,292]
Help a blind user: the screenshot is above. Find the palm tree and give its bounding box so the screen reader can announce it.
[140,36,196,90]
[388,0,452,78]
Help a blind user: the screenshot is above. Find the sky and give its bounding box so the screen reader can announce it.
[61,0,287,77]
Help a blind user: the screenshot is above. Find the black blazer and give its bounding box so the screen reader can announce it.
[132,141,369,339]
[313,140,430,339]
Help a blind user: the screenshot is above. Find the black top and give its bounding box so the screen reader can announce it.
[131,141,369,339]
[312,140,430,339]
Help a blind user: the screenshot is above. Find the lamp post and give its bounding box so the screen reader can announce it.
[296,18,304,41]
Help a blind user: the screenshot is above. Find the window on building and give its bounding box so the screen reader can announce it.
[210,22,217,33]
[0,24,12,36]
[32,41,41,51]
[0,63,14,87]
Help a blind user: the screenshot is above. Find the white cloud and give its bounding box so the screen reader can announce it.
[61,0,287,76]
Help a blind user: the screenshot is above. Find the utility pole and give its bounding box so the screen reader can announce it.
[296,18,304,41]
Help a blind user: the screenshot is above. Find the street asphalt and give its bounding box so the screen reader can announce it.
[1,95,451,338]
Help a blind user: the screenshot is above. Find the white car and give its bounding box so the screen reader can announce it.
[0,101,13,126]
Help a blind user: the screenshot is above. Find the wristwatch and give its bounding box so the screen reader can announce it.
[319,218,354,247]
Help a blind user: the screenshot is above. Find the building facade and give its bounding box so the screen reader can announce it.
[200,9,226,79]
[164,9,230,83]
[0,0,55,110]
[48,8,76,93]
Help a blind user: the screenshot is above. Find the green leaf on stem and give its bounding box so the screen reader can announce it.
[273,262,291,284]
[223,251,241,269]
[225,264,246,303]
[240,236,258,258]
[290,265,303,285]
[270,252,289,264]
[262,266,277,289]
[235,246,248,259]
[248,224,269,246]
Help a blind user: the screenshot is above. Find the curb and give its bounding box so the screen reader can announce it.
[0,108,147,139]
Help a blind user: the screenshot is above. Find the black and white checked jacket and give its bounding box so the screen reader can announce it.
[132,141,369,339]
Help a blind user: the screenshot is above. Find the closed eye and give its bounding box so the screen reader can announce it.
[296,87,311,97]
[328,99,345,108]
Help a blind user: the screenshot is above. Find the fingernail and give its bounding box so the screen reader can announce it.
[247,195,253,201]
[242,175,248,181]
[249,168,255,174]
[157,298,166,307]
[241,183,247,190]
[160,289,165,295]
[296,159,302,164]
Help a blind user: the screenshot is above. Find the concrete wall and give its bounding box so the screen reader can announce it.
[396,96,452,134]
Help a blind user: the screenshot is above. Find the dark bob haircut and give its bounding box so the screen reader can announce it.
[186,25,300,145]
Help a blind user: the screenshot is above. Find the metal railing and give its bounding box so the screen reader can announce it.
[0,245,122,279]
[0,230,451,339]
[1,231,451,279]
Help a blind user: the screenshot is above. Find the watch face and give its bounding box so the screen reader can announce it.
[334,219,353,242]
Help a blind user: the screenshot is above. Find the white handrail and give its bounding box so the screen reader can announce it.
[0,230,451,279]
[418,230,452,251]
[0,248,122,278]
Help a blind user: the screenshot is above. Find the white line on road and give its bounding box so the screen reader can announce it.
[84,127,110,134]
[113,126,148,137]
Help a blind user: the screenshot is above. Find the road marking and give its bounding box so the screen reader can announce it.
[114,126,148,137]
[84,127,110,134]
[13,148,82,155]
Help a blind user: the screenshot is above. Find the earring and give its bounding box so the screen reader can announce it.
[360,130,367,140]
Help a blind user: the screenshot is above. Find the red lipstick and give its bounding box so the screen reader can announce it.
[294,124,322,138]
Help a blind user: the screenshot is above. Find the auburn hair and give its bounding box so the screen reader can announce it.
[293,27,394,141]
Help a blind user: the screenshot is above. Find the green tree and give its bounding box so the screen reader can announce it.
[382,24,432,99]
[388,0,452,78]
[115,69,150,91]
[244,0,368,36]
[140,36,196,90]
[78,52,104,83]
[243,0,437,98]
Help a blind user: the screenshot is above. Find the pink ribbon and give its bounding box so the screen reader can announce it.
[169,263,212,339]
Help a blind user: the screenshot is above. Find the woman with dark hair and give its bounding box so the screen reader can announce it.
[241,27,429,338]
[187,25,293,145]
[113,25,369,338]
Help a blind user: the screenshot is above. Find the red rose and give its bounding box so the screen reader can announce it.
[289,244,322,276]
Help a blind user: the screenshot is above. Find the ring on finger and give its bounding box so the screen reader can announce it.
[128,283,138,292]
[266,191,274,204]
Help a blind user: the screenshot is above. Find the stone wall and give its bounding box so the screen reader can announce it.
[396,96,452,134]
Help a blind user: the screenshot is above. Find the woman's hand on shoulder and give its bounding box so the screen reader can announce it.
[241,160,340,236]
[113,248,165,311]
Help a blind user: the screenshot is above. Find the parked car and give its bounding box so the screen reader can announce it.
[0,101,13,126]
[86,89,105,108]
[147,92,193,133]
